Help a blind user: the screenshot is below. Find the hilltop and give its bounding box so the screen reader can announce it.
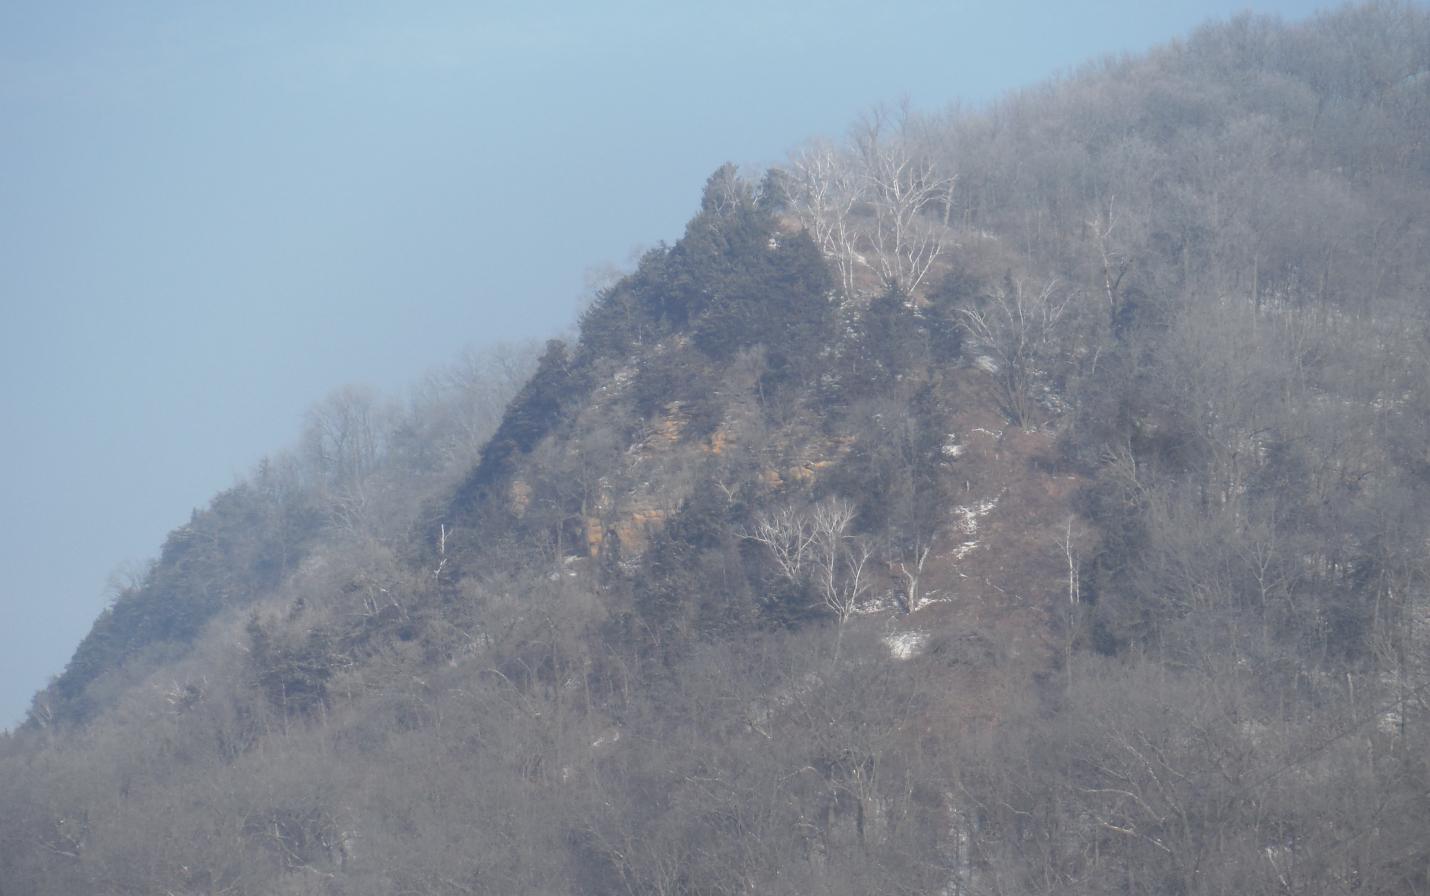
[4,5,1430,894]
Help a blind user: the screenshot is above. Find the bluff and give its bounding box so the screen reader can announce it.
[5,6,1430,895]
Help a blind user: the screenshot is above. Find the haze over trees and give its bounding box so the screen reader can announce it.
[4,5,1430,894]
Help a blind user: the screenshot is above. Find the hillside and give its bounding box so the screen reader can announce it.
[5,5,1430,894]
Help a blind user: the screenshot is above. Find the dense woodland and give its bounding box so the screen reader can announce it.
[5,5,1430,894]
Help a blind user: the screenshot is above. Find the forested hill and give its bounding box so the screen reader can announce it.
[5,5,1430,894]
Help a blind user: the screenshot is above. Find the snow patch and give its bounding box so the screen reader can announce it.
[952,540,980,560]
[884,631,926,660]
[954,497,999,536]
[600,365,637,395]
[853,591,902,616]
[941,433,964,459]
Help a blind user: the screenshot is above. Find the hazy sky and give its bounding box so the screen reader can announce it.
[0,0,1334,728]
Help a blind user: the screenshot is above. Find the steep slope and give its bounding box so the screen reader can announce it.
[5,6,1430,895]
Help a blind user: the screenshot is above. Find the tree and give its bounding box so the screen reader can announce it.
[785,105,957,298]
[787,140,866,297]
[808,498,875,632]
[853,105,958,295]
[957,278,1076,428]
[746,497,873,660]
[830,393,952,613]
[302,384,391,487]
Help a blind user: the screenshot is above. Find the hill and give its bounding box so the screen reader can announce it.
[4,5,1430,894]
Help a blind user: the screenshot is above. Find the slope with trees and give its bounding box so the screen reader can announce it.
[4,5,1430,894]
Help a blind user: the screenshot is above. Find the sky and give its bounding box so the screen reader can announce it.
[0,0,1337,728]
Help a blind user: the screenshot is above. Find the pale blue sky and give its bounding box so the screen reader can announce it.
[0,0,1335,727]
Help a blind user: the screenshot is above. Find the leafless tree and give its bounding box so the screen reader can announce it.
[853,106,958,295]
[1087,195,1134,325]
[785,105,957,298]
[892,541,932,614]
[747,504,819,583]
[786,140,865,296]
[747,498,874,660]
[302,385,391,487]
[957,278,1075,428]
[808,498,875,629]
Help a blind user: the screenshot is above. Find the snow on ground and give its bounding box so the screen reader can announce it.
[884,630,926,660]
[952,540,980,560]
[954,496,999,536]
[854,591,902,616]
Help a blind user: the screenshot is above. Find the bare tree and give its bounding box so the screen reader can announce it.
[408,341,539,475]
[853,106,958,295]
[957,278,1075,428]
[786,140,865,297]
[785,105,957,298]
[746,498,874,660]
[302,384,390,487]
[1087,195,1134,325]
[747,504,819,583]
[808,498,874,629]
[892,541,932,614]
